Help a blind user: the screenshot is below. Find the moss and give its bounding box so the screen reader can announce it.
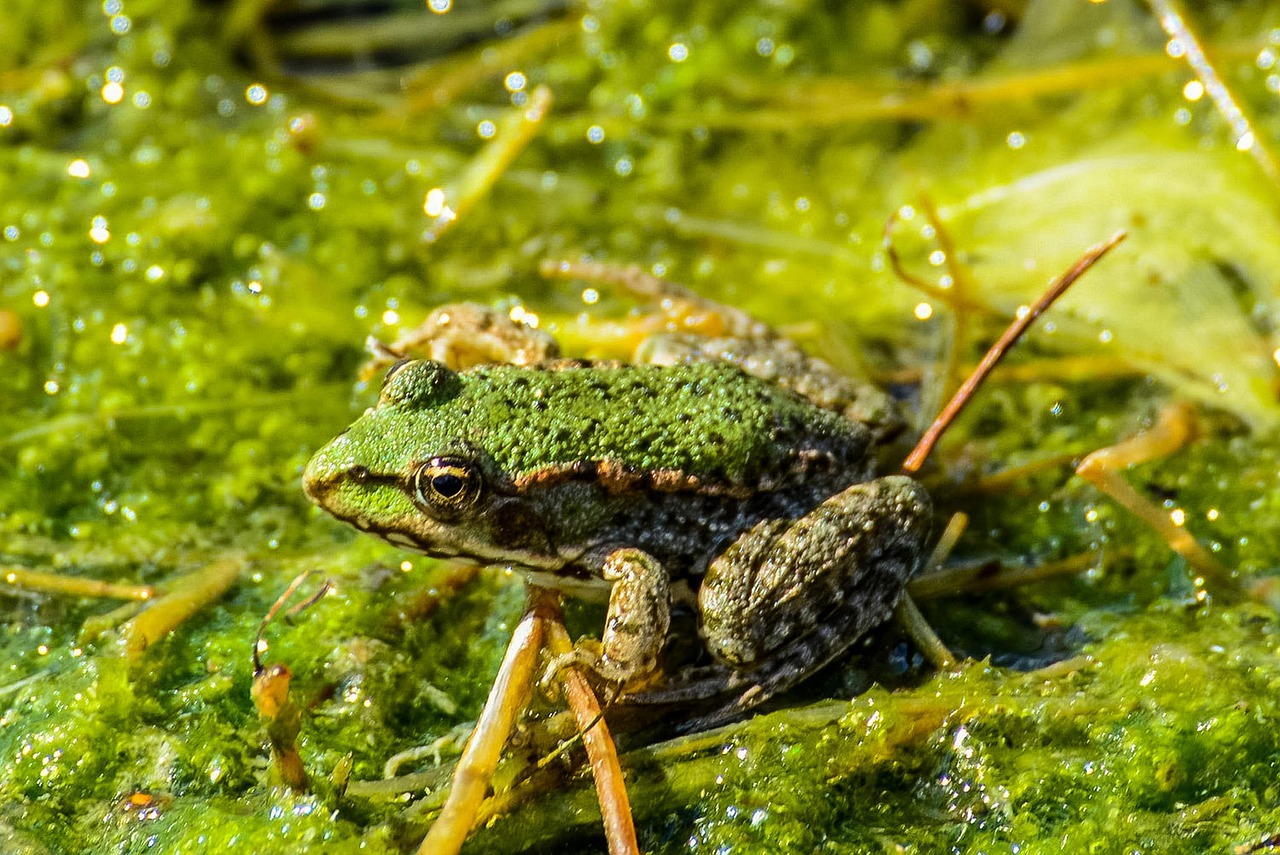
[3,0,1280,852]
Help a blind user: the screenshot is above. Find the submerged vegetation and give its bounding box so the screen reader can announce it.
[3,0,1280,852]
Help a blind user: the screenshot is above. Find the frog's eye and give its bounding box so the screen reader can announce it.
[380,359,463,407]
[380,358,413,390]
[412,456,482,515]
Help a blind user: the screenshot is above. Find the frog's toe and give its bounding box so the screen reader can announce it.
[539,643,620,698]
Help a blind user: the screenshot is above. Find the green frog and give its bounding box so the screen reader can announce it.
[303,275,933,718]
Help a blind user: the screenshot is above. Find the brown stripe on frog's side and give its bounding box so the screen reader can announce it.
[511,447,848,499]
[514,460,755,499]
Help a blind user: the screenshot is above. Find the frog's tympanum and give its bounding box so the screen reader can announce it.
[304,296,932,718]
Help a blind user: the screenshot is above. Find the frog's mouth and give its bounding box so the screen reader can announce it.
[370,516,574,574]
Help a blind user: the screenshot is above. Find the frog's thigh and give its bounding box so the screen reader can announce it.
[635,332,784,373]
[596,547,671,685]
[698,475,931,668]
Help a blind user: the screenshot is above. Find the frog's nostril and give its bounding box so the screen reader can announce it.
[300,471,326,504]
[348,465,371,483]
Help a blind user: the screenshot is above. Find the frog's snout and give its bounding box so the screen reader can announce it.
[301,435,348,507]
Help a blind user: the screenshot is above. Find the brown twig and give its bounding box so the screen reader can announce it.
[902,231,1127,474]
[531,586,640,855]
[417,601,544,855]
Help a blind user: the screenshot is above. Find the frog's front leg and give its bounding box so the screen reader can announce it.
[551,547,671,693]
[697,475,932,708]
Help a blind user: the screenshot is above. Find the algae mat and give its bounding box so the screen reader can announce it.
[3,1,1280,852]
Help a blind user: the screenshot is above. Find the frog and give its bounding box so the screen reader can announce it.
[302,273,933,720]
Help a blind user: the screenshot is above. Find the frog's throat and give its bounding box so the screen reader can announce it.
[392,533,567,570]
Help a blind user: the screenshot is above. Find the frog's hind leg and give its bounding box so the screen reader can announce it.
[541,259,904,440]
[361,302,561,380]
[666,475,932,725]
[640,331,903,442]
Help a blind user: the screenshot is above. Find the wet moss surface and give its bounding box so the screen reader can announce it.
[4,0,1280,852]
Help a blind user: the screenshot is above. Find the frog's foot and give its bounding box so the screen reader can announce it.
[539,640,672,703]
[538,642,616,701]
[540,260,740,360]
[541,547,672,700]
[539,259,754,334]
[360,302,560,380]
[538,641,654,705]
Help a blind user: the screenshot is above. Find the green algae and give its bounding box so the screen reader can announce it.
[3,0,1280,853]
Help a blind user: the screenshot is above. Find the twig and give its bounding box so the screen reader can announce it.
[0,566,153,601]
[1076,400,1239,599]
[417,601,544,855]
[422,85,553,243]
[1145,0,1280,196]
[118,554,244,663]
[531,586,640,855]
[902,232,1126,474]
[909,551,1112,601]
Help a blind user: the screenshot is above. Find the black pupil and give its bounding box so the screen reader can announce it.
[432,472,465,499]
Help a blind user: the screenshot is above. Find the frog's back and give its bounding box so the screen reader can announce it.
[436,360,873,493]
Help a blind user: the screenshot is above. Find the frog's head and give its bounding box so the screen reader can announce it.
[302,359,560,569]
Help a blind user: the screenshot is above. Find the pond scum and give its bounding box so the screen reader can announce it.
[3,0,1280,852]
